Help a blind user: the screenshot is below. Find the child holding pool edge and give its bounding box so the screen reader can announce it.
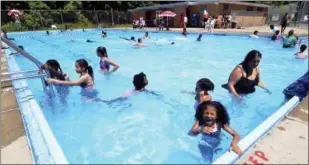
[41,59,69,81]
[189,101,242,156]
[47,59,94,88]
[295,44,308,59]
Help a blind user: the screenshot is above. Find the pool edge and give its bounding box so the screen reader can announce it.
[212,96,300,164]
[5,49,69,164]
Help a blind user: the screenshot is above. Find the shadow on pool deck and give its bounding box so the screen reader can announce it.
[236,96,308,164]
[1,51,32,164]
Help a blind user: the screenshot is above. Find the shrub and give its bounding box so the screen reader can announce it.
[1,22,27,32]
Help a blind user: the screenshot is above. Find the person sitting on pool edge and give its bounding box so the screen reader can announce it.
[188,101,242,163]
[222,50,271,100]
[96,46,119,73]
[47,59,94,89]
[143,32,150,39]
[41,59,69,81]
[134,38,147,47]
[249,30,259,39]
[101,31,107,38]
[120,36,136,42]
[197,33,203,41]
[283,30,297,48]
[295,44,308,59]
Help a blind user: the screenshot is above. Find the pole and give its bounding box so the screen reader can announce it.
[60,10,64,24]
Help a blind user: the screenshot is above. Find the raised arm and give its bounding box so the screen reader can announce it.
[228,67,243,99]
[223,124,242,156]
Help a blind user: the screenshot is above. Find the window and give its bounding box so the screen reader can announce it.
[223,4,229,10]
[247,6,254,11]
[257,7,263,12]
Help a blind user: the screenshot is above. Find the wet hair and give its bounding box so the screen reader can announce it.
[270,24,274,29]
[46,59,63,79]
[195,101,230,126]
[133,72,147,90]
[46,31,49,35]
[240,50,262,77]
[275,30,280,35]
[131,36,135,41]
[76,59,94,80]
[145,32,149,35]
[288,30,294,36]
[253,30,258,35]
[138,38,142,43]
[96,46,108,57]
[195,78,214,100]
[300,44,307,52]
[18,45,24,51]
[102,31,107,35]
[171,42,175,45]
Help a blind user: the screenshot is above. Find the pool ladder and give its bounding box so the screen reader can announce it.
[1,36,55,95]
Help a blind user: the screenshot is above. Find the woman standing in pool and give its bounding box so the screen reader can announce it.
[47,59,94,89]
[96,46,120,73]
[222,50,271,100]
[189,101,242,163]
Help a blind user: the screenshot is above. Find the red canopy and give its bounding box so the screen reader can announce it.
[8,9,23,16]
[159,11,176,17]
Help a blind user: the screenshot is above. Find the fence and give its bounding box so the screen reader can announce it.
[266,2,308,28]
[1,10,132,30]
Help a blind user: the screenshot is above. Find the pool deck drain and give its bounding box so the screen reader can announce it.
[236,96,308,164]
[1,50,33,164]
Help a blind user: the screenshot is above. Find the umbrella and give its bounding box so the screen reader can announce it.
[158,11,176,28]
[8,9,23,16]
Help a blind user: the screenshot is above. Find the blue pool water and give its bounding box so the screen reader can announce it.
[8,29,308,164]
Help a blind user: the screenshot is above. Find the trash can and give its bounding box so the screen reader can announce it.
[231,21,237,28]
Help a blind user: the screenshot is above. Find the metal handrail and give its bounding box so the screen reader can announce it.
[1,74,47,82]
[1,36,54,95]
[1,69,40,76]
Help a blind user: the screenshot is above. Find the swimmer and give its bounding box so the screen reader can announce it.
[9,45,24,55]
[120,36,136,42]
[134,38,147,47]
[41,59,69,81]
[46,30,50,36]
[181,78,214,111]
[82,29,85,32]
[182,28,187,37]
[271,30,280,41]
[68,40,74,42]
[86,39,96,43]
[96,46,119,72]
[171,42,175,45]
[197,33,203,41]
[143,32,150,39]
[295,44,308,59]
[101,31,107,38]
[249,30,259,39]
[47,59,94,89]
[188,101,242,157]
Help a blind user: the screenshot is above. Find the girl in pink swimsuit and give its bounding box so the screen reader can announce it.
[96,46,119,73]
[47,59,94,89]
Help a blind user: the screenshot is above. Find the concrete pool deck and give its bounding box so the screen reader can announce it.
[110,25,308,36]
[1,50,33,164]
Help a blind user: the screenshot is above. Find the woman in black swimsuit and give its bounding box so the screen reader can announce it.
[222,50,271,100]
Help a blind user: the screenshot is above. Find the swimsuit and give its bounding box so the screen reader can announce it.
[100,59,110,71]
[80,76,94,89]
[222,66,259,94]
[283,35,297,48]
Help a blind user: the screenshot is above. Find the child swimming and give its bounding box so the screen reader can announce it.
[189,101,242,162]
[197,33,203,41]
[47,59,94,89]
[96,46,119,72]
[41,59,69,81]
[101,31,107,38]
[143,32,150,39]
[249,30,259,39]
[120,36,136,43]
[295,44,308,59]
[182,78,214,110]
[134,38,147,47]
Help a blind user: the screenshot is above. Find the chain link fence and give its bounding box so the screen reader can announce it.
[1,10,132,31]
[266,2,308,28]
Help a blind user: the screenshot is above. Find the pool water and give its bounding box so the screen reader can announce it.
[8,29,308,164]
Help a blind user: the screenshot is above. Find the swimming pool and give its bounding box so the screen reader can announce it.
[7,29,308,164]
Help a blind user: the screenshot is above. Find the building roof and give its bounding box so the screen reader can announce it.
[128,1,270,12]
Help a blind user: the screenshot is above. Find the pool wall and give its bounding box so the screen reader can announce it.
[5,49,68,164]
[213,96,300,164]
